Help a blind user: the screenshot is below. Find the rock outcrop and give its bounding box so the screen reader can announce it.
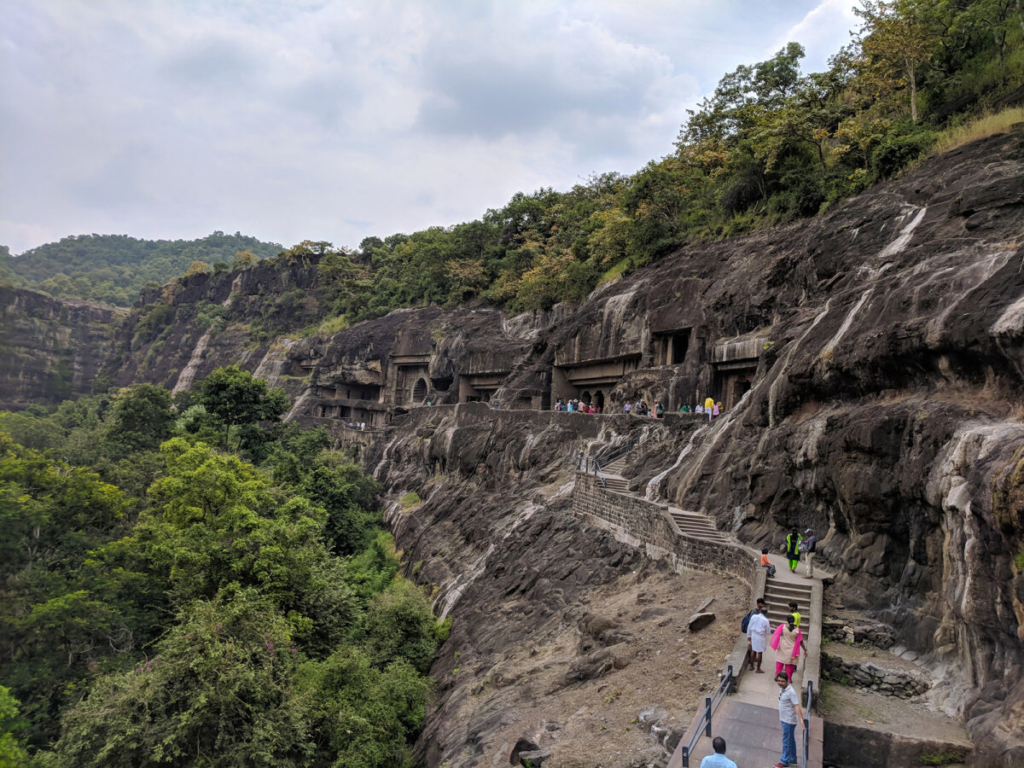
[0,286,125,410]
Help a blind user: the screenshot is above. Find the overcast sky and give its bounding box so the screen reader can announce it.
[0,0,858,255]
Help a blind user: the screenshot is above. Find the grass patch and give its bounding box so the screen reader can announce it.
[816,681,838,713]
[919,749,968,766]
[400,491,421,510]
[933,106,1024,155]
[314,314,350,336]
[598,258,630,285]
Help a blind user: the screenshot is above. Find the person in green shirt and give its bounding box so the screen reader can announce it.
[784,528,802,572]
[788,601,801,628]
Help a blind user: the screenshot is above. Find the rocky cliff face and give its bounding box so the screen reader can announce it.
[497,128,1024,765]
[7,129,1024,764]
[102,257,324,402]
[0,286,125,410]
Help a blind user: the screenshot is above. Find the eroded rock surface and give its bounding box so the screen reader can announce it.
[0,286,125,410]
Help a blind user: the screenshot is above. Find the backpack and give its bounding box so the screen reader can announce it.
[741,610,756,633]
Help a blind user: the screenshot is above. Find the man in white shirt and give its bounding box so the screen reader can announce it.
[774,672,805,767]
[746,606,771,673]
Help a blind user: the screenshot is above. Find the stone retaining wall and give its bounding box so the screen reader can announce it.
[821,652,930,698]
[821,617,896,649]
[571,472,757,583]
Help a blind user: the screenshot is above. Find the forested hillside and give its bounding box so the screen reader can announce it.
[0,232,281,306]
[0,370,446,766]
[304,0,1024,323]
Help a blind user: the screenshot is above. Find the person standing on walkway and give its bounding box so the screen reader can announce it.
[801,528,817,578]
[770,614,807,682]
[704,395,714,421]
[699,736,737,768]
[743,597,767,669]
[775,672,804,768]
[784,528,802,572]
[746,604,771,673]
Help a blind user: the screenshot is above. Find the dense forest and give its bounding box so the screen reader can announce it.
[0,368,446,766]
[0,233,281,307]
[294,0,1024,323]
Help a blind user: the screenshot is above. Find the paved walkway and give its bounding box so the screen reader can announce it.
[593,453,828,767]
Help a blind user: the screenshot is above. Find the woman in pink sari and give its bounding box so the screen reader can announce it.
[770,614,807,681]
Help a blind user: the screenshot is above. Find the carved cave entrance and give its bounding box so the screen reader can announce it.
[713,359,758,411]
[412,377,428,403]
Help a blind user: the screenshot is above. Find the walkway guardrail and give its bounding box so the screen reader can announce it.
[576,454,607,487]
[595,434,640,467]
[801,680,813,768]
[679,665,734,767]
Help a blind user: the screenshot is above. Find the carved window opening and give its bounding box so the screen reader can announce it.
[652,328,691,366]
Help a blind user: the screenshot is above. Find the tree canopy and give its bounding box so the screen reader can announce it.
[0,370,443,765]
[0,232,281,306]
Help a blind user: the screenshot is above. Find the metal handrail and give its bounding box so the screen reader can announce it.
[801,680,813,768]
[576,454,607,487]
[595,434,640,466]
[679,665,733,767]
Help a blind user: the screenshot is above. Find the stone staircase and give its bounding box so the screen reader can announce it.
[600,454,629,474]
[596,451,728,545]
[764,578,814,627]
[667,507,728,543]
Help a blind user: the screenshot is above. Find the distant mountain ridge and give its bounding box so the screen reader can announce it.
[0,231,282,306]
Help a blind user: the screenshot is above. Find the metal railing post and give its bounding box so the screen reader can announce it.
[801,680,813,768]
[704,696,712,737]
[681,746,689,768]
[726,664,734,694]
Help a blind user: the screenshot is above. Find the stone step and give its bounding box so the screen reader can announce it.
[764,610,812,625]
[669,515,727,543]
[673,521,724,534]
[676,530,728,543]
[601,456,628,472]
[764,599,812,616]
[764,582,813,598]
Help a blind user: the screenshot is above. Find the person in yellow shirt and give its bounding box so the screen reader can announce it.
[704,396,714,421]
[788,601,801,628]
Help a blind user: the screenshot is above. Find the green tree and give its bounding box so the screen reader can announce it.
[300,460,381,556]
[363,579,441,674]
[50,592,313,768]
[856,0,936,122]
[104,384,175,456]
[196,366,290,449]
[0,686,28,768]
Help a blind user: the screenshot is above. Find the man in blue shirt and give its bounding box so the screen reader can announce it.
[700,736,737,768]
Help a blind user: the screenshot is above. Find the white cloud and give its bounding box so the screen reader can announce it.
[772,0,859,69]
[0,0,857,255]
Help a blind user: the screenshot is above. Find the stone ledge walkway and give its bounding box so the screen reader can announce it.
[592,453,828,767]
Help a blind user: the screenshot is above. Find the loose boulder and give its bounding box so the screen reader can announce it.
[688,612,717,632]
